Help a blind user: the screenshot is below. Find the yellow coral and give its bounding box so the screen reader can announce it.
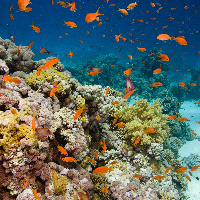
[51,169,69,195]
[110,99,169,146]
[0,111,37,153]
[25,69,70,95]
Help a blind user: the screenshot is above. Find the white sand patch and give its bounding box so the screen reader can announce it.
[178,101,200,200]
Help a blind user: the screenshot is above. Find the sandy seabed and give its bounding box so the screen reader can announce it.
[178,101,200,200]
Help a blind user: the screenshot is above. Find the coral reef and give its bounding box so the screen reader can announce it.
[0,38,194,200]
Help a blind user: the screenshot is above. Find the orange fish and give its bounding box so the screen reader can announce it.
[150,2,155,7]
[95,115,101,120]
[57,145,68,156]
[43,55,59,70]
[127,55,132,60]
[178,82,186,87]
[67,2,77,12]
[47,188,50,196]
[124,68,133,75]
[127,2,138,10]
[10,14,14,21]
[137,19,144,22]
[66,51,73,58]
[145,127,156,133]
[62,157,78,163]
[22,177,29,189]
[33,189,41,200]
[27,40,34,49]
[172,36,187,45]
[57,0,68,8]
[134,135,143,146]
[189,83,197,86]
[88,157,96,164]
[152,175,164,180]
[118,8,128,15]
[98,22,102,26]
[137,47,146,52]
[158,52,169,62]
[18,0,32,12]
[11,108,17,114]
[37,66,44,76]
[124,89,137,99]
[85,7,104,23]
[191,165,200,171]
[88,71,101,76]
[74,106,85,120]
[167,114,176,120]
[92,150,98,160]
[112,115,117,125]
[106,86,110,95]
[189,171,192,176]
[184,173,191,182]
[112,101,120,105]
[191,132,197,135]
[153,68,161,74]
[149,82,163,87]
[176,117,189,121]
[79,40,83,43]
[115,34,122,42]
[101,187,108,194]
[63,21,77,28]
[133,174,142,179]
[167,17,174,21]
[197,121,200,124]
[32,114,36,131]
[157,34,172,41]
[174,167,187,173]
[30,23,41,33]
[12,78,21,84]
[165,167,173,174]
[93,166,113,174]
[51,0,54,6]
[100,138,107,153]
[10,5,14,11]
[195,101,200,104]
[109,161,118,165]
[115,122,125,128]
[18,46,20,55]
[1,75,13,83]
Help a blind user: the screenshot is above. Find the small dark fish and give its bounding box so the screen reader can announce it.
[35,128,54,139]
[9,35,15,41]
[105,18,110,21]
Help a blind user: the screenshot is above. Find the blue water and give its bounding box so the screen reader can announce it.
[0,0,199,68]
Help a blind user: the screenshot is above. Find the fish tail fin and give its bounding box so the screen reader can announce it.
[109,166,113,172]
[171,36,175,40]
[74,160,78,164]
[56,54,60,60]
[96,7,104,15]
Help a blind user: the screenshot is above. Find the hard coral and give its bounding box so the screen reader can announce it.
[0,111,37,153]
[110,99,169,146]
[26,68,70,96]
